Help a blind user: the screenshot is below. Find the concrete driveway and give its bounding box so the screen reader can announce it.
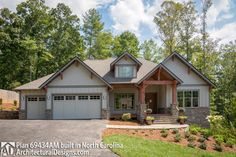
[0,120,117,157]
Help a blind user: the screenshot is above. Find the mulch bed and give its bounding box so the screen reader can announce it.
[102,128,236,153]
[108,120,140,126]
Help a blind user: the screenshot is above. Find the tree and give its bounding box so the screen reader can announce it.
[154,1,183,56]
[201,0,212,73]
[113,31,140,57]
[49,3,84,71]
[140,39,163,63]
[177,0,197,61]
[82,8,104,58]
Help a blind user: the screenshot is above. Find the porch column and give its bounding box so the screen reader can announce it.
[172,80,177,105]
[139,84,145,104]
[139,84,147,124]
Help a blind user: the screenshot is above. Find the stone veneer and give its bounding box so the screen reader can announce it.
[185,107,210,128]
[46,109,52,119]
[102,109,108,119]
[19,110,26,119]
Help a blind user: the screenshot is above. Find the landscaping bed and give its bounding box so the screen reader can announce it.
[103,135,236,157]
[108,120,140,126]
[103,128,236,153]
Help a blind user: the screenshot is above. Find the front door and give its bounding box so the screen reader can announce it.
[145,93,157,114]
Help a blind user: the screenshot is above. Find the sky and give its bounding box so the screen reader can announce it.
[0,0,236,45]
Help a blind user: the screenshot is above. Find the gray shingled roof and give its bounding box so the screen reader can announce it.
[85,58,156,84]
[15,58,157,90]
[15,73,54,90]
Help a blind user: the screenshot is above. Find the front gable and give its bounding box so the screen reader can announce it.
[163,52,214,86]
[48,61,106,86]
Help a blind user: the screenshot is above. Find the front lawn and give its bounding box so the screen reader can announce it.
[103,135,236,157]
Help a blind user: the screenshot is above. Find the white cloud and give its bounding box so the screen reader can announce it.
[206,0,231,26]
[209,22,236,44]
[0,0,113,18]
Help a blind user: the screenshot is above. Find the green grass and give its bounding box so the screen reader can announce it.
[103,135,236,157]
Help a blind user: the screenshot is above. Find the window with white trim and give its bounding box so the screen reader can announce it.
[39,97,46,101]
[66,96,76,100]
[177,90,199,107]
[54,96,64,100]
[117,66,134,78]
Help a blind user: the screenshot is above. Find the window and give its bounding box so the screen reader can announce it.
[39,97,46,101]
[54,96,64,100]
[28,97,37,101]
[177,90,199,107]
[115,93,134,110]
[90,95,100,100]
[117,66,134,78]
[66,96,75,100]
[78,95,88,100]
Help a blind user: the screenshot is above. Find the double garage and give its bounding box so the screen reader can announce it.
[27,94,101,120]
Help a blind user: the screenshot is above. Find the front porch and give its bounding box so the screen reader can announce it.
[138,65,183,123]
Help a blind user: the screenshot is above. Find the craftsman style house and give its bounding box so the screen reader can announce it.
[15,52,215,126]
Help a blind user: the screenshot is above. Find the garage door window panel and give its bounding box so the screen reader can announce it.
[78,95,88,100]
[28,97,38,101]
[66,96,76,100]
[54,96,64,100]
[90,95,100,100]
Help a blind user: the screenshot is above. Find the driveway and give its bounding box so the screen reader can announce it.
[0,120,117,157]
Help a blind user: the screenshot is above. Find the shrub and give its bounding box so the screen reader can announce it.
[172,128,179,134]
[0,98,2,105]
[161,132,168,138]
[184,131,190,139]
[188,135,196,142]
[174,133,181,142]
[225,138,235,148]
[14,100,17,106]
[214,144,222,152]
[187,142,195,148]
[201,129,211,140]
[177,116,187,124]
[199,142,207,150]
[145,116,155,121]
[198,137,206,143]
[214,135,224,144]
[190,128,198,135]
[146,108,152,114]
[160,129,167,134]
[122,113,131,121]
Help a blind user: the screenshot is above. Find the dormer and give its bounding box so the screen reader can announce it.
[110,52,142,78]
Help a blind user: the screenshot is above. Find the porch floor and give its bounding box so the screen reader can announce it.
[106,124,189,130]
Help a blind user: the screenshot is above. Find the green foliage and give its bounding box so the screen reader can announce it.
[145,116,155,121]
[161,132,168,138]
[174,133,181,142]
[198,137,206,143]
[121,113,131,121]
[200,129,212,139]
[199,142,207,150]
[190,128,198,135]
[184,131,190,139]
[113,31,140,57]
[160,129,167,134]
[172,128,179,134]
[225,138,235,148]
[214,144,222,152]
[14,100,17,106]
[187,142,195,148]
[187,135,196,142]
[214,135,224,144]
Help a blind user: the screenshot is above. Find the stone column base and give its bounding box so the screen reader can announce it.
[46,109,52,120]
[19,110,26,119]
[102,109,108,119]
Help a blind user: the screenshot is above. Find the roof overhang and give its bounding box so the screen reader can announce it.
[39,57,112,89]
[110,52,142,70]
[162,51,216,88]
[137,63,183,85]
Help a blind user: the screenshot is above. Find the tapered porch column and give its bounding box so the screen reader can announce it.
[172,80,177,105]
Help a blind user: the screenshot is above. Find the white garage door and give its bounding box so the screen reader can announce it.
[27,96,46,119]
[53,95,101,119]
